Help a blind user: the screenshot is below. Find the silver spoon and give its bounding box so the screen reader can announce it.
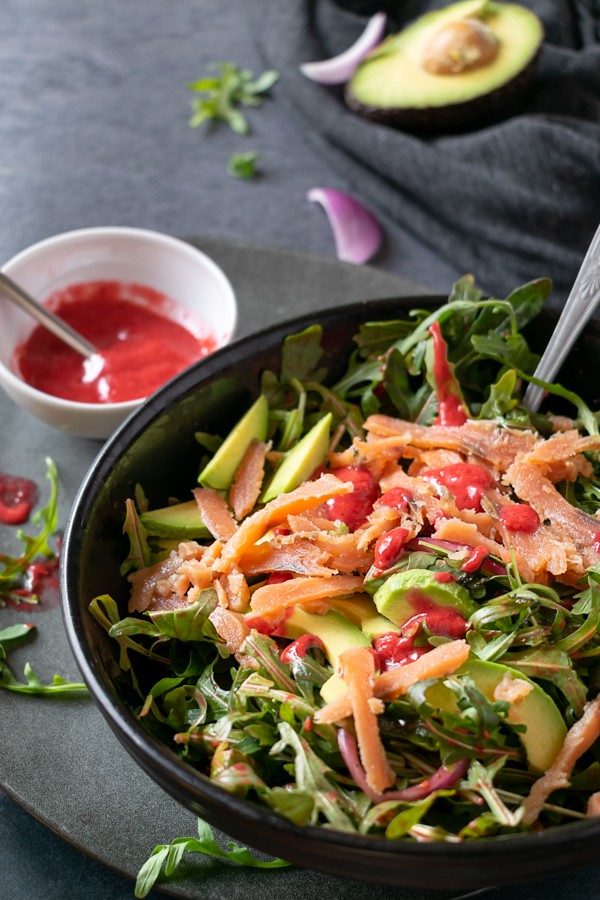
[523,224,600,413]
[0,271,98,358]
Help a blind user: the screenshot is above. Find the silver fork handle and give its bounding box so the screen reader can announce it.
[523,223,600,413]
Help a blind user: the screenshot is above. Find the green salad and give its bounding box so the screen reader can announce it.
[91,275,600,842]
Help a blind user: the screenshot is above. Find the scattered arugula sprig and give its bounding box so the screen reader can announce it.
[0,622,87,696]
[228,150,259,179]
[188,63,278,134]
[135,817,290,898]
[188,62,278,179]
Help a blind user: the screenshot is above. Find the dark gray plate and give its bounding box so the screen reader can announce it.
[1,239,449,899]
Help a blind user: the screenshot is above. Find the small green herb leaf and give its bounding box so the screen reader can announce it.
[228,151,259,179]
[188,62,278,135]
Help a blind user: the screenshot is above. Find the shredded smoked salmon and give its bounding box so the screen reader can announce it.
[340,646,395,793]
[315,640,470,724]
[193,487,237,541]
[230,439,269,520]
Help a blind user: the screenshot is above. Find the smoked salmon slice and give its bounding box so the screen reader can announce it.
[340,646,395,793]
[230,439,269,520]
[215,473,353,574]
[315,640,469,724]
[193,487,237,541]
[249,573,365,617]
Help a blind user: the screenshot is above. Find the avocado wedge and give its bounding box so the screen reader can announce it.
[198,394,269,490]
[280,606,371,703]
[261,412,332,503]
[373,569,478,626]
[346,0,544,131]
[140,499,211,540]
[426,659,566,772]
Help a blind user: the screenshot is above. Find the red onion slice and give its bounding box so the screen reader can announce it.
[308,188,383,264]
[300,13,387,85]
[338,728,469,804]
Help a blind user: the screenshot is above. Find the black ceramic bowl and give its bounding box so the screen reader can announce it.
[61,297,600,891]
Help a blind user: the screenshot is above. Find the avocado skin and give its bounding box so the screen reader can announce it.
[345,52,540,132]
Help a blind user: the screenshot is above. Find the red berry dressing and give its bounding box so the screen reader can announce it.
[461,545,489,573]
[0,472,38,525]
[15,281,217,404]
[265,571,294,585]
[434,571,456,583]
[423,463,494,511]
[428,321,467,427]
[325,466,378,531]
[500,504,540,534]
[280,633,325,664]
[373,527,409,569]
[406,588,468,639]
[375,487,412,512]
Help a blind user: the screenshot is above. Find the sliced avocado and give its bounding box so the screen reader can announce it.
[425,659,567,772]
[373,568,478,626]
[327,594,401,640]
[346,0,544,131]
[140,499,211,540]
[149,537,181,563]
[281,605,370,704]
[198,394,269,490]
[261,412,332,503]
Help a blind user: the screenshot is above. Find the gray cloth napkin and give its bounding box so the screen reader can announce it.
[248,0,600,303]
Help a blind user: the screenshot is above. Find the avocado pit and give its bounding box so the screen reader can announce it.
[422,17,499,75]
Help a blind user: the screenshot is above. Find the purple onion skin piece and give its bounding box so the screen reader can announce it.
[308,188,383,265]
[300,13,387,85]
[338,728,469,804]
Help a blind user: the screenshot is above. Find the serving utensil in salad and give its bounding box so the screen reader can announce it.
[0,271,97,358]
[523,224,600,413]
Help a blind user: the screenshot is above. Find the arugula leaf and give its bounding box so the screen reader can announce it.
[148,589,219,642]
[280,325,324,384]
[188,63,278,134]
[0,623,87,696]
[470,332,539,375]
[464,759,522,827]
[478,369,519,419]
[135,817,290,898]
[120,498,152,575]
[274,721,356,831]
[0,662,88,695]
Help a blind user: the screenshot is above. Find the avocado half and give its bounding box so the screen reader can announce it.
[345,0,544,131]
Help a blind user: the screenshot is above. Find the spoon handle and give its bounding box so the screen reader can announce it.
[0,272,97,358]
[523,224,600,413]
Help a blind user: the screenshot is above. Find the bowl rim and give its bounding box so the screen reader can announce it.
[0,226,238,413]
[60,295,600,886]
